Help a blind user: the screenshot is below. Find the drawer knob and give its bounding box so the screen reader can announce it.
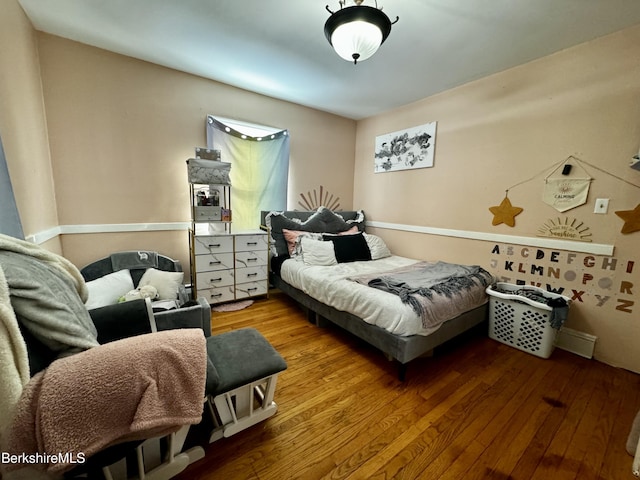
[248,287,258,292]
[247,258,257,262]
[210,277,222,282]
[211,293,222,298]
[208,244,221,248]
[209,261,222,265]
[247,242,258,246]
[248,272,258,277]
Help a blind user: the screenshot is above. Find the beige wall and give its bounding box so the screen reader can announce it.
[0,0,61,253]
[356,25,640,373]
[4,1,639,371]
[35,34,356,269]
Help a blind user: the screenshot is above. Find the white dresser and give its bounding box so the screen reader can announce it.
[192,231,268,304]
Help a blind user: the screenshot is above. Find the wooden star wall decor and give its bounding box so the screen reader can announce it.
[615,203,640,234]
[489,195,523,227]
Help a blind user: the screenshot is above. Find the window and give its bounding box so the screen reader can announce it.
[0,133,24,239]
[206,116,289,230]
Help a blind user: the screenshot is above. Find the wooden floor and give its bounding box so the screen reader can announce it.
[175,292,640,480]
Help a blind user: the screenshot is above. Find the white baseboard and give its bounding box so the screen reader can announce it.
[555,327,597,359]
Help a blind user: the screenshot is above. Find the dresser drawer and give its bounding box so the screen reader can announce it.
[195,252,234,272]
[199,285,235,304]
[194,206,222,221]
[196,269,235,289]
[235,265,268,284]
[194,235,234,255]
[235,250,268,268]
[235,234,268,252]
[235,281,268,299]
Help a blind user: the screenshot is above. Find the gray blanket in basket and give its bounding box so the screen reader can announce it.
[493,286,569,329]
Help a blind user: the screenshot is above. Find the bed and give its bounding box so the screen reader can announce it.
[261,208,493,380]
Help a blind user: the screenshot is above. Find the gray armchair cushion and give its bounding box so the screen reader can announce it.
[205,328,287,395]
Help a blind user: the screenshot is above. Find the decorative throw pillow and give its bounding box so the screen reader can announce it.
[85,269,135,309]
[300,237,338,266]
[138,268,184,300]
[267,207,365,256]
[322,232,372,263]
[282,229,322,256]
[364,233,392,260]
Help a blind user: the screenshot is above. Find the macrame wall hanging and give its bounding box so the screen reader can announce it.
[488,155,640,234]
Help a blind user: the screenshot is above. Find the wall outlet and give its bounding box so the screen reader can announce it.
[594,198,609,214]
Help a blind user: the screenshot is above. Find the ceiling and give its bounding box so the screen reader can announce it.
[18,0,640,120]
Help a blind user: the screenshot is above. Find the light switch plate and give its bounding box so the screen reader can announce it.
[594,198,609,214]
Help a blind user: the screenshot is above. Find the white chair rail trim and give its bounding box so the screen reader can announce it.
[26,222,191,245]
[26,220,615,256]
[365,220,615,256]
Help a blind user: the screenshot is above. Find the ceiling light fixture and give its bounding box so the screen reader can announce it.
[324,0,398,65]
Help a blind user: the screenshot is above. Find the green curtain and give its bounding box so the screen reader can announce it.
[0,133,24,239]
[206,116,289,231]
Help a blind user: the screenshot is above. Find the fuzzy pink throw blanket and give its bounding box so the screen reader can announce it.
[4,329,206,474]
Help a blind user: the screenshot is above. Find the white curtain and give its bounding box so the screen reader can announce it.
[206,116,289,231]
[0,134,24,239]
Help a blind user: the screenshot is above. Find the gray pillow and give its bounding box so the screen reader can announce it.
[267,207,365,256]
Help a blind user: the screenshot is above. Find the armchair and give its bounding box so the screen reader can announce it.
[80,250,211,337]
[1,238,287,480]
[0,237,207,480]
[13,304,207,480]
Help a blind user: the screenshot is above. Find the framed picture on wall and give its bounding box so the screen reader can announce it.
[374,121,437,173]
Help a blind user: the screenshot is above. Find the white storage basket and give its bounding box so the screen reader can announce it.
[486,282,571,359]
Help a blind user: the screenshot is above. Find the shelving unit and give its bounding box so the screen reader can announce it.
[188,151,268,304]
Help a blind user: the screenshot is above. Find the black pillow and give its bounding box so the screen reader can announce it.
[323,233,372,263]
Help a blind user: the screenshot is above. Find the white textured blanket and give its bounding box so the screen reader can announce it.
[280,255,490,336]
[0,259,29,438]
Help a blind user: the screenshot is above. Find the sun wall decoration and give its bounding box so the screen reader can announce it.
[298,186,341,211]
[537,217,593,242]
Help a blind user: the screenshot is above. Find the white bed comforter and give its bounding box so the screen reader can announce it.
[281,255,487,337]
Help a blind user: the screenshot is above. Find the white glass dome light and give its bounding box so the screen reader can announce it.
[324,2,398,65]
[330,20,383,63]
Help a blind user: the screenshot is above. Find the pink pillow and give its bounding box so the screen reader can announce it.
[282,229,308,255]
[282,226,359,255]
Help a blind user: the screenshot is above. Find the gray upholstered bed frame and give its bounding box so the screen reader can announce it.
[261,210,488,380]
